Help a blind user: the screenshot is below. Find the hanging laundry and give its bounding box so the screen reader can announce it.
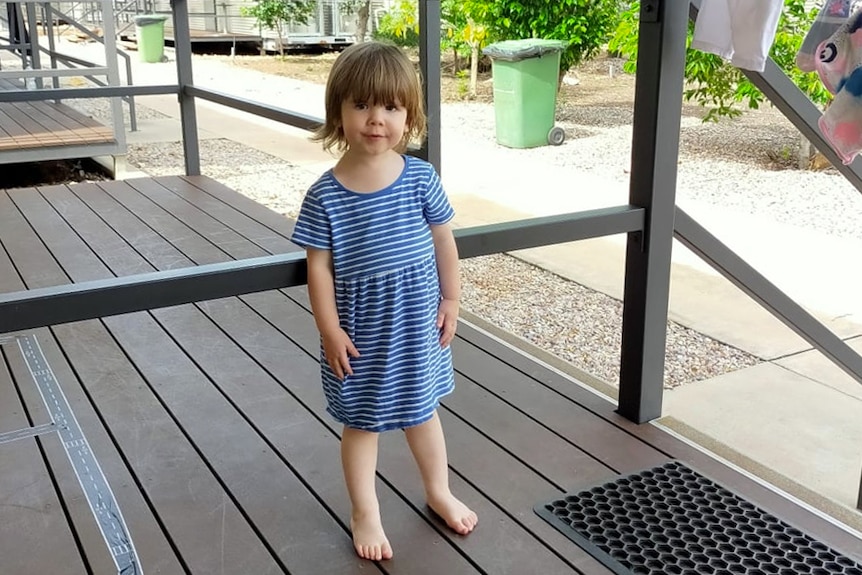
[798,0,862,72]
[691,0,784,72]
[814,7,862,163]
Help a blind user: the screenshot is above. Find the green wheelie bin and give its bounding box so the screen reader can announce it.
[135,14,168,63]
[483,39,566,149]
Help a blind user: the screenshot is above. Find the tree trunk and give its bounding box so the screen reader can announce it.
[798,135,811,171]
[355,0,370,43]
[470,43,479,98]
[277,22,285,59]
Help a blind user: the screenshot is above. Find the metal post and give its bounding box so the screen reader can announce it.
[171,0,201,175]
[100,0,127,153]
[617,0,688,423]
[43,3,60,91]
[25,1,44,88]
[858,468,861,511]
[417,0,441,172]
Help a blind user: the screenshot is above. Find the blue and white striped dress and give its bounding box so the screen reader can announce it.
[291,155,456,432]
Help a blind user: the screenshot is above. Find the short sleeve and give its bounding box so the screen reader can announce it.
[422,164,455,225]
[291,188,332,250]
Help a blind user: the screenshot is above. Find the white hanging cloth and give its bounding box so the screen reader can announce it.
[691,0,784,72]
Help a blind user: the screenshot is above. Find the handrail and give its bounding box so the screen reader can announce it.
[47,4,138,129]
[674,207,862,387]
[0,206,646,335]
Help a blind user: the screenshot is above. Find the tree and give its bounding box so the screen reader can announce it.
[466,0,623,75]
[608,0,831,168]
[375,0,420,46]
[442,0,488,97]
[241,0,317,58]
[339,0,372,43]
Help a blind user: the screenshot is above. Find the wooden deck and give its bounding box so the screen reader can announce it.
[0,79,114,155]
[1,176,860,574]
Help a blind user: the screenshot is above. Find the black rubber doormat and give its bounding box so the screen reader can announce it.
[535,460,862,575]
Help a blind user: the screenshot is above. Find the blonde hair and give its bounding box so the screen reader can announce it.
[313,41,427,153]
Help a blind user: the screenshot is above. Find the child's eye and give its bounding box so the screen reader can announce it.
[354,102,368,110]
[385,104,399,111]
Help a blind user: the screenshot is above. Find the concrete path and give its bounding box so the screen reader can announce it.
[65,39,862,524]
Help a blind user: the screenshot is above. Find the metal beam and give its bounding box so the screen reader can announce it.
[0,253,307,335]
[455,206,644,259]
[674,207,862,386]
[418,0,442,172]
[171,0,201,175]
[0,85,178,103]
[186,86,323,131]
[0,208,644,334]
[617,0,688,423]
[0,83,180,102]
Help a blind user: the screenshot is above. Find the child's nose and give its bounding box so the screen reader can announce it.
[368,106,384,123]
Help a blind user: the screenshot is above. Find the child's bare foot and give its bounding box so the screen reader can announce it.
[350,512,393,561]
[428,492,478,535]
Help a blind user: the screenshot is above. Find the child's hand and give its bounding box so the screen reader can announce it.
[437,298,460,348]
[322,328,360,380]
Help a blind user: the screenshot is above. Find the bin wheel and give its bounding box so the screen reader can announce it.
[548,126,565,146]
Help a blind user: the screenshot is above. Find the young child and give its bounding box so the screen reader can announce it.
[290,41,478,561]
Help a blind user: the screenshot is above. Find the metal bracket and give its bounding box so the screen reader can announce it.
[641,0,660,23]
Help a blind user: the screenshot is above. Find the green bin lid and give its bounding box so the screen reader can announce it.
[482,38,566,62]
[134,14,168,25]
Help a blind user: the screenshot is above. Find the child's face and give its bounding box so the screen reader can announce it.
[339,97,408,156]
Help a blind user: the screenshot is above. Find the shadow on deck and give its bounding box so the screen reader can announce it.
[1,176,860,574]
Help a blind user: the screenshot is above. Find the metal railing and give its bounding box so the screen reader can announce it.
[0,0,860,511]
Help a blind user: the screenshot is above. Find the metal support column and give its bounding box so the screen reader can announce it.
[858,469,861,511]
[100,0,127,152]
[617,0,688,423]
[171,0,201,175]
[24,1,43,88]
[417,0,441,172]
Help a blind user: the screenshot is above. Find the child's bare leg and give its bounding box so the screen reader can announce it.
[341,426,393,560]
[404,411,478,534]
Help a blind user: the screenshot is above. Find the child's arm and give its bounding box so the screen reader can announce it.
[430,223,460,347]
[306,247,359,379]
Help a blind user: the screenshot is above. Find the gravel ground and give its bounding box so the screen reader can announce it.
[113,55,862,390]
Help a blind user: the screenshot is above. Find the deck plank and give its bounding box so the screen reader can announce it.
[38,100,114,139]
[243,288,612,574]
[34,182,376,574]
[125,177,270,260]
[0,189,70,289]
[68,182,197,271]
[53,179,478,573]
[130,177,596,572]
[96,179,233,266]
[14,183,343,573]
[154,300,479,575]
[0,345,89,575]
[461,323,862,561]
[156,175,297,255]
[5,176,860,573]
[0,87,113,152]
[179,174,298,238]
[53,319,285,575]
[0,190,185,574]
[12,102,86,144]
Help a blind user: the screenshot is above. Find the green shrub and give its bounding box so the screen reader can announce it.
[608,0,830,122]
[374,0,420,47]
[466,0,624,74]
